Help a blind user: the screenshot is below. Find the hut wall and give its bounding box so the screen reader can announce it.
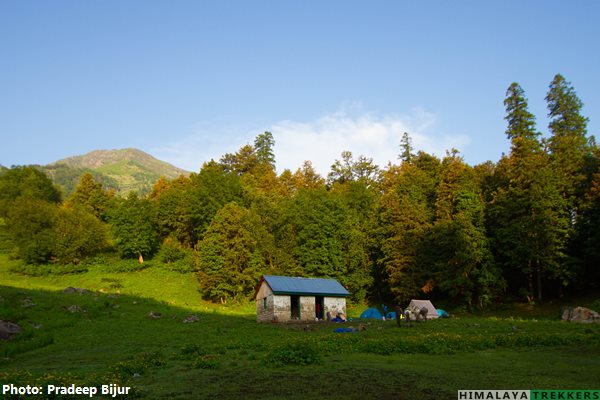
[272,295,292,322]
[324,297,346,318]
[300,296,316,321]
[256,282,274,322]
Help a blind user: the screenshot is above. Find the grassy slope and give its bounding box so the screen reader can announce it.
[1,255,599,399]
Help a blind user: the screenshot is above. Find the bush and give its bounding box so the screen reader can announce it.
[157,238,186,263]
[266,342,322,366]
[2,333,54,358]
[178,343,208,359]
[156,238,196,273]
[589,299,600,311]
[111,352,165,379]
[193,356,220,370]
[103,259,152,273]
[9,262,88,276]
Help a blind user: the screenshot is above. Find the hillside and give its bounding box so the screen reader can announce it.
[46,148,190,195]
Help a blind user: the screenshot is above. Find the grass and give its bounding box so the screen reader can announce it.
[1,254,600,399]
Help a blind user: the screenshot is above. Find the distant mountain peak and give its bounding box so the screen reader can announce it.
[53,148,187,172]
[46,148,190,195]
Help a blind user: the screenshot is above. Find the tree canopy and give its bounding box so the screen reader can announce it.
[1,75,598,307]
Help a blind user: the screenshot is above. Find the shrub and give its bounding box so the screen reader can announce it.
[100,277,122,289]
[360,339,401,355]
[193,356,220,370]
[266,342,322,366]
[157,239,196,272]
[178,343,208,359]
[9,262,88,276]
[157,238,188,263]
[589,299,600,311]
[111,352,165,379]
[103,259,152,273]
[2,333,54,358]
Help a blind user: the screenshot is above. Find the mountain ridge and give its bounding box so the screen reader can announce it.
[44,148,190,195]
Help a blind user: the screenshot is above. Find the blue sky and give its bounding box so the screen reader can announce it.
[1,1,598,175]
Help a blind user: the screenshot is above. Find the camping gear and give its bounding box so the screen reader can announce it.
[436,309,449,318]
[334,327,355,333]
[406,299,438,320]
[359,307,383,319]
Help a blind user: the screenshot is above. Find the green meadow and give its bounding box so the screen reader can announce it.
[1,254,600,399]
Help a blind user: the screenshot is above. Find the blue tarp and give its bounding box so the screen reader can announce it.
[437,309,449,318]
[360,308,383,319]
[386,311,397,320]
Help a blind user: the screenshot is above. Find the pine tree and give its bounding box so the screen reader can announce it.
[546,74,591,213]
[489,82,569,301]
[254,131,276,169]
[399,132,414,163]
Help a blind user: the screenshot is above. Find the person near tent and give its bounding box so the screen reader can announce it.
[395,305,402,327]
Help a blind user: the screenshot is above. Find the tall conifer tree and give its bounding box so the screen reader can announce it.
[546,74,591,214]
[490,82,569,301]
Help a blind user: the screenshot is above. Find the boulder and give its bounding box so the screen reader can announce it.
[63,287,89,294]
[67,305,85,313]
[148,311,162,319]
[21,297,35,308]
[0,320,22,340]
[183,315,199,324]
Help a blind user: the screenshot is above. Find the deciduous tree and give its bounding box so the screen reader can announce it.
[196,202,264,302]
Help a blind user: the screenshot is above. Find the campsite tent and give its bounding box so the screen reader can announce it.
[406,299,438,320]
[360,308,383,319]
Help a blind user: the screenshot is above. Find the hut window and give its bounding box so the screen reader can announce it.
[263,297,267,309]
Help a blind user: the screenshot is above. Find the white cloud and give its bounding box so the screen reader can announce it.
[272,108,470,176]
[150,123,252,172]
[151,107,470,176]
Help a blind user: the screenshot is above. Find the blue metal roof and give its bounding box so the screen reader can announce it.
[262,275,350,297]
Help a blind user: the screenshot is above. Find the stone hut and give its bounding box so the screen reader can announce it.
[255,275,350,323]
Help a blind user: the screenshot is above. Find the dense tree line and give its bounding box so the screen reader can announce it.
[1,75,598,307]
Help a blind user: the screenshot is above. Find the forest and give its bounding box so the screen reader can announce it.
[1,74,598,310]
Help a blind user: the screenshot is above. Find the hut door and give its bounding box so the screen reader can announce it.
[290,296,300,320]
[315,296,324,320]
